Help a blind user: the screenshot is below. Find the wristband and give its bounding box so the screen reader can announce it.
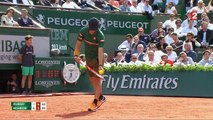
[74,50,80,56]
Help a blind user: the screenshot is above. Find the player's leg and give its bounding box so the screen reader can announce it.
[87,60,106,111]
[88,76,106,111]
[27,75,32,94]
[90,77,102,99]
[27,66,34,94]
[91,77,106,106]
[88,77,102,111]
[21,76,27,90]
[21,66,29,94]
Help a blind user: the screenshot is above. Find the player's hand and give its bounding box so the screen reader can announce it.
[99,66,104,70]
[98,66,104,75]
[74,56,81,64]
[191,39,195,42]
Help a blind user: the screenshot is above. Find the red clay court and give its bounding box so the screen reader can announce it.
[1,93,213,119]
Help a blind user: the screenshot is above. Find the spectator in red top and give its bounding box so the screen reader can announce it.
[159,54,174,66]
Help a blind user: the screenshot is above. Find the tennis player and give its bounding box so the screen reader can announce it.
[74,17,106,111]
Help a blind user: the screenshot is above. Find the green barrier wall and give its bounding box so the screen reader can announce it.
[77,71,213,97]
[34,68,213,98]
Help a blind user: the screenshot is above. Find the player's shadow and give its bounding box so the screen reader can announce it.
[55,110,93,118]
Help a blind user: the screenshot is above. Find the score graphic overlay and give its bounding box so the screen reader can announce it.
[189,10,197,20]
[11,102,47,110]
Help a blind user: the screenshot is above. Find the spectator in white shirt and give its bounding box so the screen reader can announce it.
[1,7,19,26]
[181,11,198,27]
[22,0,34,5]
[130,0,142,13]
[166,45,177,62]
[165,27,175,45]
[118,34,133,51]
[62,0,81,9]
[174,52,195,66]
[111,52,127,66]
[145,51,159,66]
[198,50,213,66]
[144,43,165,62]
[128,54,143,66]
[174,18,184,38]
[165,2,177,15]
[104,53,111,68]
[141,0,153,15]
[163,13,177,31]
[189,0,208,14]
[138,0,145,10]
[182,20,198,36]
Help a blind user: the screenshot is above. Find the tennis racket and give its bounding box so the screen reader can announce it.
[79,61,104,79]
[68,45,104,79]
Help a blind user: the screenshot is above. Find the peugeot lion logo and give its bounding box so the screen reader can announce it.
[99,18,106,31]
[36,14,45,24]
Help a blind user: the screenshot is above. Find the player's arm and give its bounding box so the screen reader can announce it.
[18,54,22,62]
[18,47,24,62]
[74,40,82,56]
[98,47,104,66]
[98,32,105,70]
[74,33,83,64]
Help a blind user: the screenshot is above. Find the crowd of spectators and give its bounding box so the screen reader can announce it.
[103,30,213,67]
[1,0,213,25]
[73,0,213,67]
[1,0,213,68]
[104,10,213,67]
[0,0,212,14]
